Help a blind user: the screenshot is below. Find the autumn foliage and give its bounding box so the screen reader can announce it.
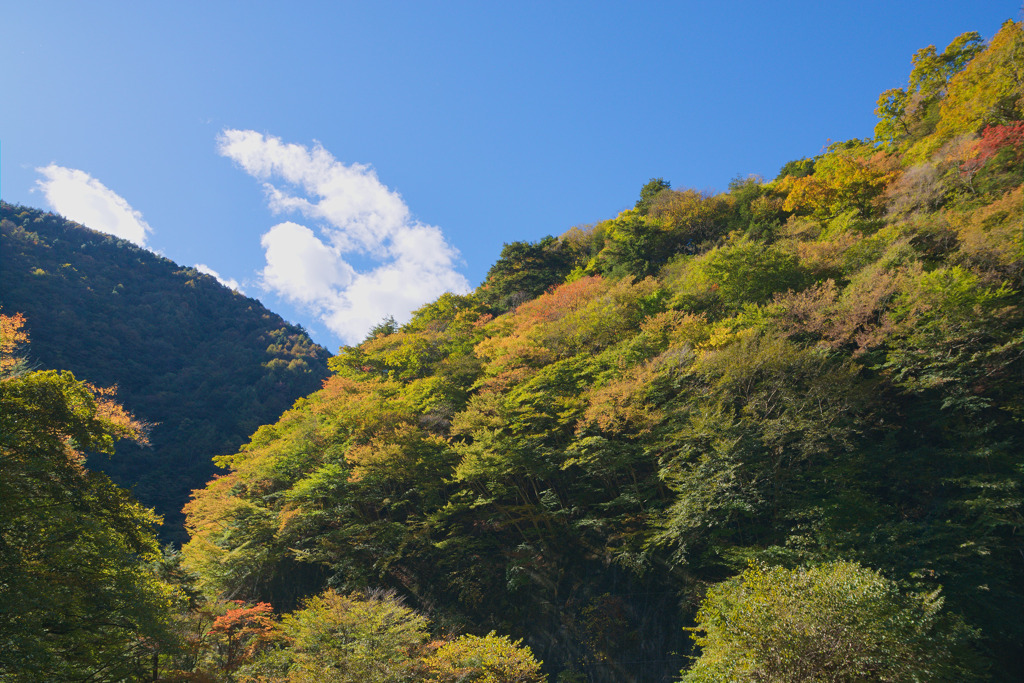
[5,18,1024,683]
[175,25,1024,680]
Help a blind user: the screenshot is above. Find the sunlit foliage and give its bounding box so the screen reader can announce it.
[0,321,178,681]
[422,633,546,683]
[161,21,1024,680]
[682,562,978,682]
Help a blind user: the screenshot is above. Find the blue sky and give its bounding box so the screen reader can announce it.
[3,1,1019,350]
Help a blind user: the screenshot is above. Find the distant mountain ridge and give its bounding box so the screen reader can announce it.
[0,201,332,541]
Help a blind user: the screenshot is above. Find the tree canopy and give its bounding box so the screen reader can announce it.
[4,19,1024,683]
[0,203,331,541]
[178,24,1023,680]
[0,314,176,681]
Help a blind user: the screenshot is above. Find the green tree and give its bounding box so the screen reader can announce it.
[698,238,805,307]
[0,317,177,681]
[776,157,816,180]
[260,589,429,682]
[682,561,977,682]
[480,237,580,313]
[725,176,785,240]
[595,190,734,279]
[635,177,671,215]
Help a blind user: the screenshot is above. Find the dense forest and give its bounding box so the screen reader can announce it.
[2,20,1022,682]
[0,205,331,540]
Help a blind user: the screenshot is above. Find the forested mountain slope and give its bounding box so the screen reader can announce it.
[0,204,331,541]
[181,22,1023,681]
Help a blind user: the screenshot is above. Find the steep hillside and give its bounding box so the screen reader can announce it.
[0,203,331,541]
[181,22,1023,681]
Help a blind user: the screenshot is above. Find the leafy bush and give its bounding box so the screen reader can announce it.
[682,561,978,682]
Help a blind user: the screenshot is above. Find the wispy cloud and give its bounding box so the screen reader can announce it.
[35,165,152,247]
[195,263,243,293]
[217,130,470,344]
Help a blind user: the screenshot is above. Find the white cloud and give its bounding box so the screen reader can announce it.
[218,130,470,344]
[195,263,243,292]
[259,222,353,304]
[35,165,151,247]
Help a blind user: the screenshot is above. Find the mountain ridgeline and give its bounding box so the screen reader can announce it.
[0,203,331,541]
[2,19,1023,683]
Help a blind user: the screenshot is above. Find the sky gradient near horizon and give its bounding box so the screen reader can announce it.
[3,1,1020,349]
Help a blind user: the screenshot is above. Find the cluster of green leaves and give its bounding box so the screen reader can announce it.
[683,561,978,682]
[0,203,331,541]
[480,237,582,313]
[0,316,178,681]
